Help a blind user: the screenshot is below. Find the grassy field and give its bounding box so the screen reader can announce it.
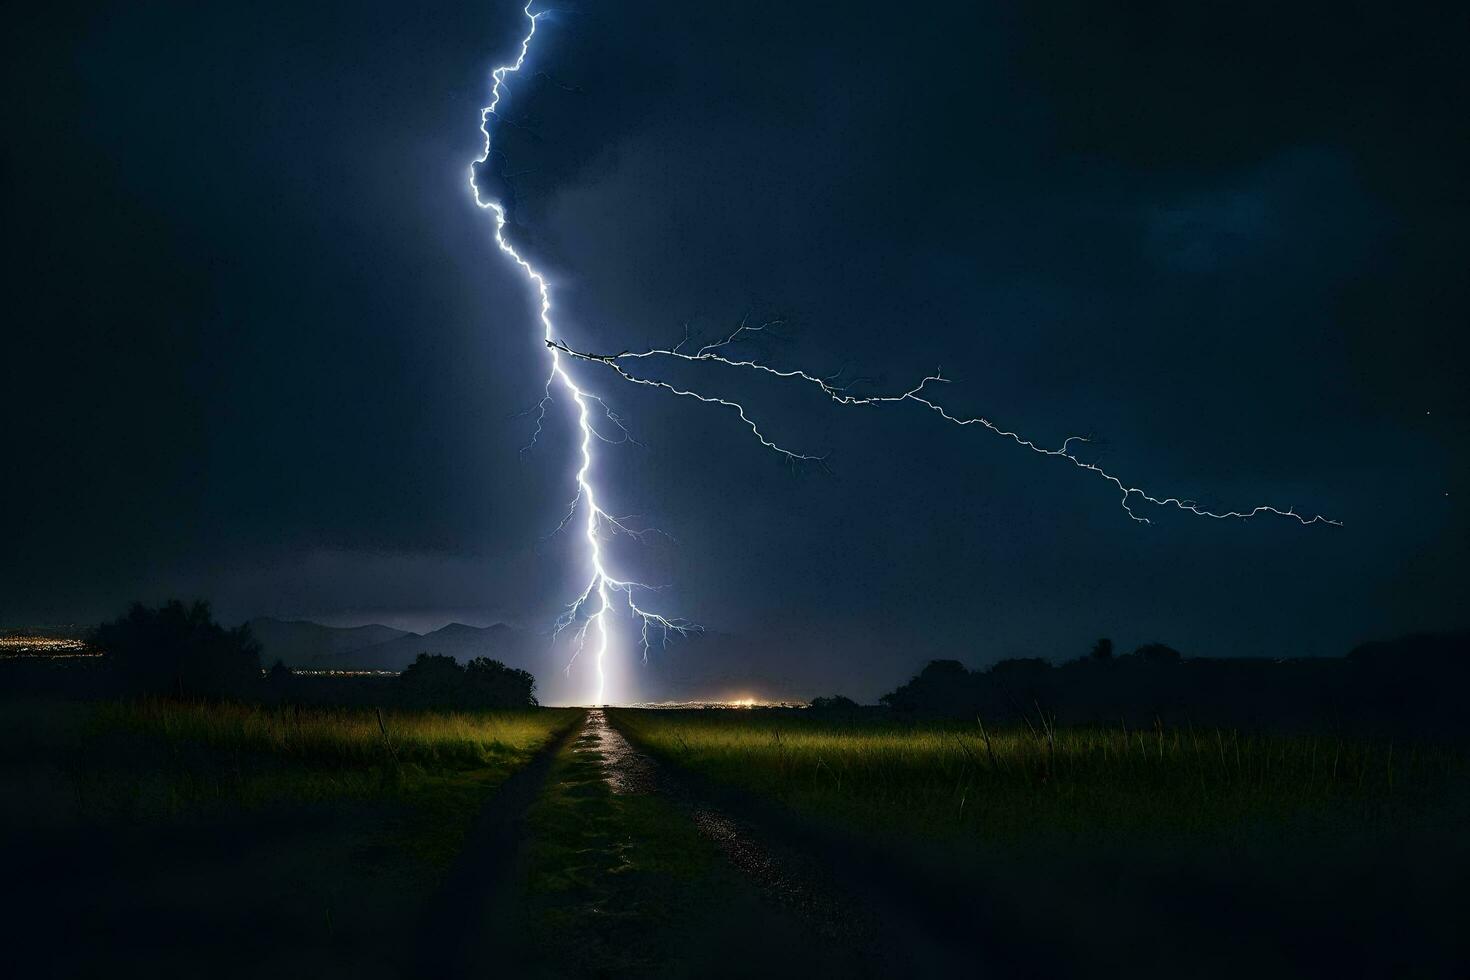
[4,699,578,856]
[610,709,1470,975]
[605,708,1470,975]
[611,708,1467,844]
[7,700,1467,976]
[2,698,579,977]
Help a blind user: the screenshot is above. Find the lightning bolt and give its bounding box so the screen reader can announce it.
[471,4,694,707]
[552,323,1342,527]
[473,6,1337,703]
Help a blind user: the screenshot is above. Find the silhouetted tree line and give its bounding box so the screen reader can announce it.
[875,632,1470,737]
[1,601,538,708]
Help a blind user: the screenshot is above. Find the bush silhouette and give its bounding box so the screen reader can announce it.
[991,657,1050,677]
[1132,643,1182,664]
[464,656,537,707]
[881,660,980,714]
[398,653,465,707]
[397,653,538,708]
[91,600,261,698]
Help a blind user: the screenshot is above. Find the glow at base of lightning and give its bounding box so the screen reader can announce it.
[471,4,693,707]
[473,6,1337,703]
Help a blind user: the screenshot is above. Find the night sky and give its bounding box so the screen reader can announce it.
[4,2,1466,702]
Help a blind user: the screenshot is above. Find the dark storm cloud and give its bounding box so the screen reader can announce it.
[3,2,1465,699]
[4,0,574,620]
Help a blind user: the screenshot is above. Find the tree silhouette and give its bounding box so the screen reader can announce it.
[91,600,260,698]
[810,694,858,711]
[398,653,465,707]
[397,653,538,708]
[464,656,537,707]
[1133,643,1182,664]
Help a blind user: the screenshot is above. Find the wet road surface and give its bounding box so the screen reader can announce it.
[580,709,878,952]
[587,709,999,977]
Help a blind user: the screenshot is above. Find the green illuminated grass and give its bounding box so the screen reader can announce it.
[3,698,582,976]
[3,699,578,861]
[610,709,1467,844]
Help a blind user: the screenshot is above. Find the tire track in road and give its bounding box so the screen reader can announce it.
[583,710,901,972]
[412,712,584,980]
[602,710,1041,978]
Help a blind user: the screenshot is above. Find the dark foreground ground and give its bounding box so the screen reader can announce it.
[4,699,1467,978]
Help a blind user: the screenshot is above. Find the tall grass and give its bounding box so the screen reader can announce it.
[91,699,572,770]
[4,700,578,824]
[612,710,1468,844]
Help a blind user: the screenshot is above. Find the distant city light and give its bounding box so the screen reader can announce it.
[0,636,99,659]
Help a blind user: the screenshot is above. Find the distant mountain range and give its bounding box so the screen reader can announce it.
[244,618,807,704]
[245,617,540,673]
[245,619,408,665]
